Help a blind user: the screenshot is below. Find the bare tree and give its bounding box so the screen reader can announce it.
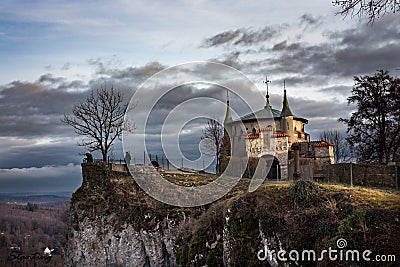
[333,0,400,22]
[201,119,224,173]
[320,129,352,163]
[62,86,133,161]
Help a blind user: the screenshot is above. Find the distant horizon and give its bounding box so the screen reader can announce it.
[0,191,74,196]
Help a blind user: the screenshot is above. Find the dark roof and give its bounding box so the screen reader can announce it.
[280,89,293,117]
[239,106,308,123]
[224,100,232,123]
[240,107,281,121]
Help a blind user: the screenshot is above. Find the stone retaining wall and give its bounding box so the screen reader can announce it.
[326,163,399,190]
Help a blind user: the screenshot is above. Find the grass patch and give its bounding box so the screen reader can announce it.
[319,183,400,209]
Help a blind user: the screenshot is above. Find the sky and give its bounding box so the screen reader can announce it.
[0,0,399,193]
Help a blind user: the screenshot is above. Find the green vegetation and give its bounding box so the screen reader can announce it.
[25,202,38,212]
[291,180,322,208]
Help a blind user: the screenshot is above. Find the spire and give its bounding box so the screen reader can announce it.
[280,80,293,117]
[263,75,271,109]
[224,89,232,123]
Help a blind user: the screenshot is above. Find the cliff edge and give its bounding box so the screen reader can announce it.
[65,162,400,266]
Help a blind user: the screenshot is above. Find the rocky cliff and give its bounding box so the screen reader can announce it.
[65,162,400,266]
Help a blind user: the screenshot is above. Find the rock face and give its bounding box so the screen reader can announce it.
[65,162,400,266]
[65,162,181,267]
[66,217,177,266]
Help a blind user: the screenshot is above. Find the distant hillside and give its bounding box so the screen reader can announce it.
[0,200,69,266]
[0,194,71,207]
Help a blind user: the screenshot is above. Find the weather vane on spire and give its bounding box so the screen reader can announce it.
[263,75,271,108]
[263,75,271,95]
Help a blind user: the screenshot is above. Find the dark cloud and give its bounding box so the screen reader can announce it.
[201,26,280,48]
[201,29,242,47]
[0,138,82,169]
[0,164,81,193]
[299,14,323,30]
[290,97,354,119]
[267,42,332,76]
[104,62,166,80]
[318,85,352,96]
[333,43,400,76]
[37,74,86,90]
[268,95,353,140]
[88,58,166,80]
[267,16,400,78]
[0,81,86,137]
[317,15,400,76]
[0,58,165,141]
[202,15,400,91]
[272,40,301,51]
[37,73,65,84]
[329,15,400,47]
[0,66,141,170]
[264,92,354,123]
[300,14,320,25]
[214,51,242,69]
[306,118,347,140]
[57,80,85,90]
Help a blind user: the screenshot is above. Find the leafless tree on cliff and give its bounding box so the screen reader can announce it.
[333,0,400,22]
[201,119,224,173]
[62,86,134,161]
[320,129,352,163]
[339,70,400,164]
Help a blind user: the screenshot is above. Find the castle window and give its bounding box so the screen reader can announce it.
[294,126,297,131]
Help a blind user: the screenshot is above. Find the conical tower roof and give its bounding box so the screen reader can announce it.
[280,81,293,117]
[224,90,232,123]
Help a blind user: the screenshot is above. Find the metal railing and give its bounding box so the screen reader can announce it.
[83,155,212,172]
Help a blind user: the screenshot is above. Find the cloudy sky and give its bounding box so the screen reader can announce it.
[0,0,399,193]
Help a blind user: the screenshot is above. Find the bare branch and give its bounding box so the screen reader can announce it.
[201,119,224,173]
[62,86,133,161]
[333,0,400,23]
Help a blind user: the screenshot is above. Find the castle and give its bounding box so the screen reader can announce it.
[224,80,334,180]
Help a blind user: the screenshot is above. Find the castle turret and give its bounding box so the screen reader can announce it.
[280,81,293,117]
[224,90,232,124]
[280,81,294,143]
